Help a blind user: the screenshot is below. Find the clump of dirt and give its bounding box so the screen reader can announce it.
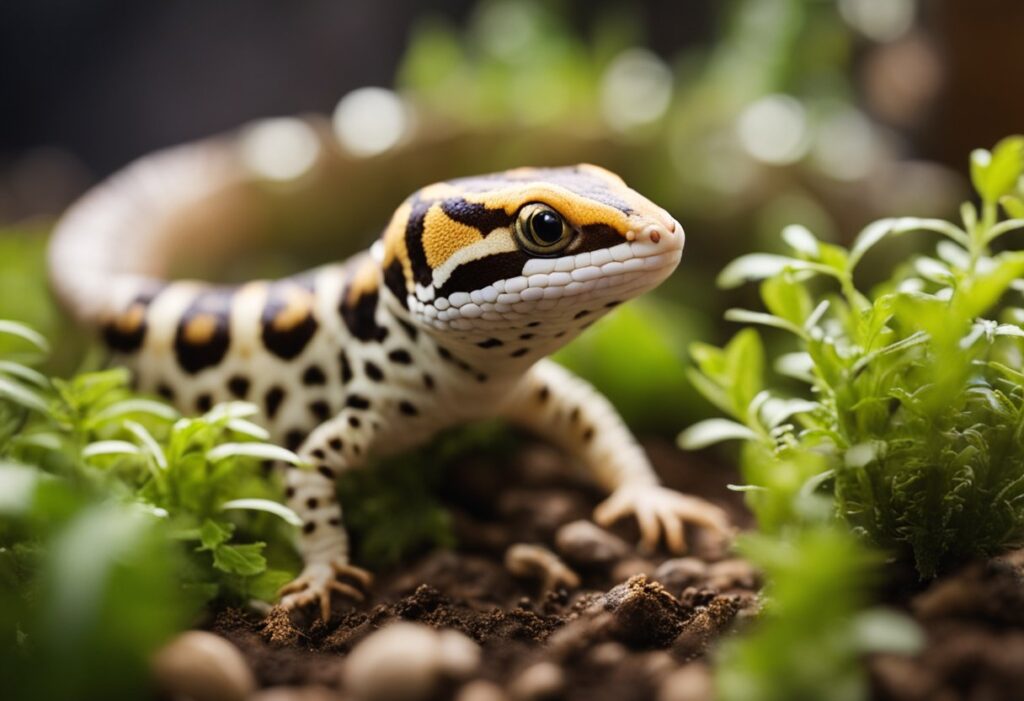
[870,551,1024,701]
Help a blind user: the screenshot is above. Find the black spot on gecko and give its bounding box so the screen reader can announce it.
[309,400,331,421]
[311,448,326,459]
[363,361,385,382]
[569,407,580,423]
[348,415,361,428]
[339,287,389,342]
[574,309,591,319]
[303,522,316,534]
[477,338,503,348]
[423,373,435,390]
[440,198,515,233]
[317,465,336,479]
[404,199,434,287]
[261,281,319,360]
[174,289,232,374]
[582,426,595,442]
[195,393,212,413]
[519,333,535,340]
[285,429,305,451]
[396,317,418,341]
[345,394,371,410]
[383,258,410,311]
[306,497,318,509]
[265,386,285,419]
[102,294,155,354]
[398,400,418,416]
[339,350,353,384]
[527,321,541,328]
[302,365,326,385]
[510,348,529,358]
[605,300,622,308]
[227,375,250,399]
[537,386,550,402]
[388,349,413,364]
[329,437,344,451]
[156,383,175,401]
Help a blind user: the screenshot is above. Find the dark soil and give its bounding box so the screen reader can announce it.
[192,440,1024,701]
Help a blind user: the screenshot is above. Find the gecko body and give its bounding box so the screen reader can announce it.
[49,136,730,617]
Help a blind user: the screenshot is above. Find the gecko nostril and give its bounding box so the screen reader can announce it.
[668,220,677,233]
[650,231,662,244]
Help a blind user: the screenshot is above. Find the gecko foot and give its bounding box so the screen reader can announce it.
[594,484,734,555]
[278,560,374,621]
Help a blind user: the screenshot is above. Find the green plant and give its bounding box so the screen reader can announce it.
[0,320,307,699]
[716,526,921,701]
[681,136,1024,577]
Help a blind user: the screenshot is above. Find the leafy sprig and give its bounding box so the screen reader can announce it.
[681,136,1024,577]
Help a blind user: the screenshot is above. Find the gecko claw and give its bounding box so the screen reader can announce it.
[594,484,734,555]
[279,560,371,621]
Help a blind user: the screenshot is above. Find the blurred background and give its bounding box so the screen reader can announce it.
[1,0,1023,430]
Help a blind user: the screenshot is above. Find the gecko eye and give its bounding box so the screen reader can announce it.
[515,203,573,255]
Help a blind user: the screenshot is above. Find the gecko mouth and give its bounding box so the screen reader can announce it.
[428,237,683,326]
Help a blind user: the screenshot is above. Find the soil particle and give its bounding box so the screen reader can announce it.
[554,520,630,567]
[653,558,709,594]
[672,595,743,660]
[603,575,690,649]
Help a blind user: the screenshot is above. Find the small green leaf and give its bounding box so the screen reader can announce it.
[971,136,1024,203]
[760,275,812,326]
[221,498,303,527]
[678,418,759,450]
[197,519,234,551]
[717,254,825,289]
[781,225,820,259]
[82,440,141,459]
[724,328,764,416]
[724,309,806,338]
[0,319,49,353]
[206,442,302,465]
[92,399,178,424]
[212,542,267,576]
[0,375,49,413]
[1001,195,1024,220]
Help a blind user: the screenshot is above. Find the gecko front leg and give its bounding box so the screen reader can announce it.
[499,359,733,554]
[278,408,379,619]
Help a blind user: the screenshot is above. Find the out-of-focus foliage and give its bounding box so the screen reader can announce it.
[0,322,305,700]
[716,527,921,701]
[682,136,1024,576]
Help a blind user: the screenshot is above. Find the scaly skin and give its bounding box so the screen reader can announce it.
[49,138,732,619]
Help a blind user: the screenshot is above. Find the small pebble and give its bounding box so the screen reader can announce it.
[151,630,255,701]
[706,558,759,591]
[587,641,628,666]
[653,558,708,592]
[249,686,341,701]
[456,680,510,701]
[343,622,480,701]
[554,520,630,566]
[509,662,565,701]
[611,556,656,583]
[657,663,714,701]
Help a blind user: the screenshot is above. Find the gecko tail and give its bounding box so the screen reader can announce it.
[48,138,243,326]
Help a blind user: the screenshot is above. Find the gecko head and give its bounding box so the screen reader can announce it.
[377,164,683,356]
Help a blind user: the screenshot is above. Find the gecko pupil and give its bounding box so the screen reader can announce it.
[530,210,564,245]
